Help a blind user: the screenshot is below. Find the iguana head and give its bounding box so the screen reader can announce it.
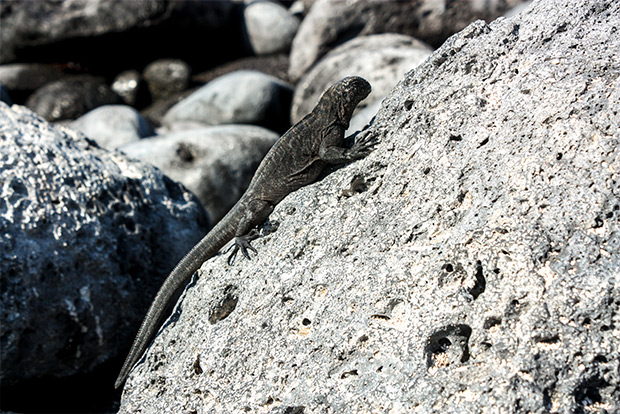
[318,76,371,125]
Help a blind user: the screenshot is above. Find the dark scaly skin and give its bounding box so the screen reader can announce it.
[115,76,377,389]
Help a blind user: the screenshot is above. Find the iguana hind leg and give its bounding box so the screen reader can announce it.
[227,230,260,265]
[227,198,274,265]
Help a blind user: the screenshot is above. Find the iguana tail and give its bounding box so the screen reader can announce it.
[115,208,239,389]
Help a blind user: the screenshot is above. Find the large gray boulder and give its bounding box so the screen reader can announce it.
[70,105,155,150]
[289,0,530,81]
[0,103,209,385]
[162,70,294,133]
[118,1,620,412]
[291,34,433,123]
[121,125,278,224]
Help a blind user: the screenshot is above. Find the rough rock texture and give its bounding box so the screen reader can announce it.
[121,125,278,224]
[0,0,239,72]
[291,34,433,123]
[0,103,209,384]
[25,75,120,121]
[289,0,529,81]
[143,59,192,102]
[243,0,300,56]
[163,70,294,133]
[70,105,155,150]
[118,1,620,412]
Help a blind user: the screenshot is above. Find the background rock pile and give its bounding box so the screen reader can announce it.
[0,0,530,225]
[5,1,618,413]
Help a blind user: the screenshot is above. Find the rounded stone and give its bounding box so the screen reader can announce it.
[291,34,432,123]
[111,70,149,108]
[121,125,279,223]
[162,70,293,133]
[25,75,120,121]
[243,0,300,55]
[70,105,155,149]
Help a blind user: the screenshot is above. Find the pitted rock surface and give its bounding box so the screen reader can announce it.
[119,1,620,412]
[0,103,208,384]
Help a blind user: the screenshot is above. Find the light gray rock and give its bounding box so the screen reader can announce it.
[143,59,191,102]
[162,70,293,133]
[118,0,620,412]
[289,0,529,81]
[70,105,155,149]
[156,120,210,135]
[291,34,433,123]
[505,0,535,18]
[25,75,120,121]
[288,0,306,17]
[121,125,279,223]
[0,103,208,385]
[243,0,300,55]
[346,99,382,137]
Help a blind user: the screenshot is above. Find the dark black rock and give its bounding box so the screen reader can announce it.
[193,53,291,84]
[0,63,63,103]
[25,75,120,121]
[0,0,243,76]
[0,84,11,104]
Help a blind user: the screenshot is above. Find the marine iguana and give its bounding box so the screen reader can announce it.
[115,76,378,389]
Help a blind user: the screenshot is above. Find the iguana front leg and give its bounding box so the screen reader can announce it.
[320,128,379,164]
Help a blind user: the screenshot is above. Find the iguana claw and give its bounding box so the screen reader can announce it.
[227,231,259,265]
[349,129,379,159]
